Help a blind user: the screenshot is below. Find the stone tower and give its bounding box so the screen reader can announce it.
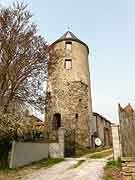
[45,31,93,147]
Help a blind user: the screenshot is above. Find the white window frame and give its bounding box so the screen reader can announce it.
[65,42,72,51]
[64,59,72,70]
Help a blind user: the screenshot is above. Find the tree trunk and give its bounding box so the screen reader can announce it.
[0,142,10,169]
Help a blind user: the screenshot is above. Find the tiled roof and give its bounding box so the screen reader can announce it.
[124,103,134,113]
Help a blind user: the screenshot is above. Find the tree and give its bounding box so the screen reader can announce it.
[0,1,48,168]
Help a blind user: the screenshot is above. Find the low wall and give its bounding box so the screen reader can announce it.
[10,141,49,168]
[9,128,65,168]
[122,157,135,180]
[111,124,121,160]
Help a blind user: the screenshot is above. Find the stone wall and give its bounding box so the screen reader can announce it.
[119,103,135,179]
[122,157,135,180]
[45,38,93,147]
[10,128,65,168]
[46,80,90,147]
[111,124,121,160]
[119,104,135,157]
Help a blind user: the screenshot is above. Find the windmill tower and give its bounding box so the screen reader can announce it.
[45,31,93,147]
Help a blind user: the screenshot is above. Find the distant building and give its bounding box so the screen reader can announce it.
[92,112,112,148]
[17,114,45,141]
[25,114,44,131]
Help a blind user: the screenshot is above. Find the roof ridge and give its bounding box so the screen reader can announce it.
[59,31,79,40]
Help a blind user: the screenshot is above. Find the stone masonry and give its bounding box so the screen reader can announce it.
[119,103,135,180]
[122,157,135,180]
[45,31,93,147]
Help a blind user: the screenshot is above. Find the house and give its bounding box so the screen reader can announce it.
[92,112,112,148]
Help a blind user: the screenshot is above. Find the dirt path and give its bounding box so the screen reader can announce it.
[20,157,109,180]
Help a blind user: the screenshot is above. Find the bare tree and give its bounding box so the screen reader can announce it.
[0,1,48,168]
[0,1,48,112]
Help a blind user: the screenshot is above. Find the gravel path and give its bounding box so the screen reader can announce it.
[21,157,109,180]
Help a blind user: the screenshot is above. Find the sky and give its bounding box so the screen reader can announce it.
[1,0,135,123]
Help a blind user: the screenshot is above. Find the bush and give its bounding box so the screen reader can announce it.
[106,158,121,168]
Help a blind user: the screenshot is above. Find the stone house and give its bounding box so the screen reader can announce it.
[45,31,93,147]
[92,112,112,148]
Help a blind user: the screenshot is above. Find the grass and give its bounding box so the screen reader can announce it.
[75,144,111,158]
[105,159,121,168]
[103,159,122,180]
[88,149,112,159]
[74,144,93,157]
[27,158,64,170]
[0,158,64,180]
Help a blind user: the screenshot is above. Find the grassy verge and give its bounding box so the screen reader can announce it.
[25,158,64,170]
[88,149,112,159]
[75,144,112,158]
[0,158,64,180]
[103,159,122,180]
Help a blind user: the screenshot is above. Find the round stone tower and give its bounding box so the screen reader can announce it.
[45,31,93,147]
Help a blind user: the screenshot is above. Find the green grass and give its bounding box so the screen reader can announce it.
[29,158,64,170]
[105,159,121,169]
[0,158,64,180]
[103,159,122,180]
[88,149,112,159]
[74,144,93,157]
[75,144,111,158]
[0,158,64,171]
[103,176,113,180]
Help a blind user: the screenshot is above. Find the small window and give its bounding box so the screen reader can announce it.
[75,113,78,119]
[64,59,72,70]
[65,42,72,50]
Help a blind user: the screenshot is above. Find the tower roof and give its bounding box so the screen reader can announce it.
[51,31,89,53]
[59,31,79,40]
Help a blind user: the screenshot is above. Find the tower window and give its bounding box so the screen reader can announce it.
[65,42,72,50]
[75,113,78,119]
[64,59,72,70]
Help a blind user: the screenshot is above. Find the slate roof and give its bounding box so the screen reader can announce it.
[51,31,89,53]
[59,31,79,40]
[93,112,112,124]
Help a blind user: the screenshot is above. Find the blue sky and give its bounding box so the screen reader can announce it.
[1,0,135,122]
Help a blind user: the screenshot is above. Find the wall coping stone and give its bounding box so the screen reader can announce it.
[121,157,135,162]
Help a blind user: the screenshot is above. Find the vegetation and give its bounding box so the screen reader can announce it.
[75,143,111,158]
[88,149,112,159]
[106,159,121,168]
[75,144,94,157]
[103,159,122,180]
[0,1,48,168]
[0,158,64,180]
[29,158,64,170]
